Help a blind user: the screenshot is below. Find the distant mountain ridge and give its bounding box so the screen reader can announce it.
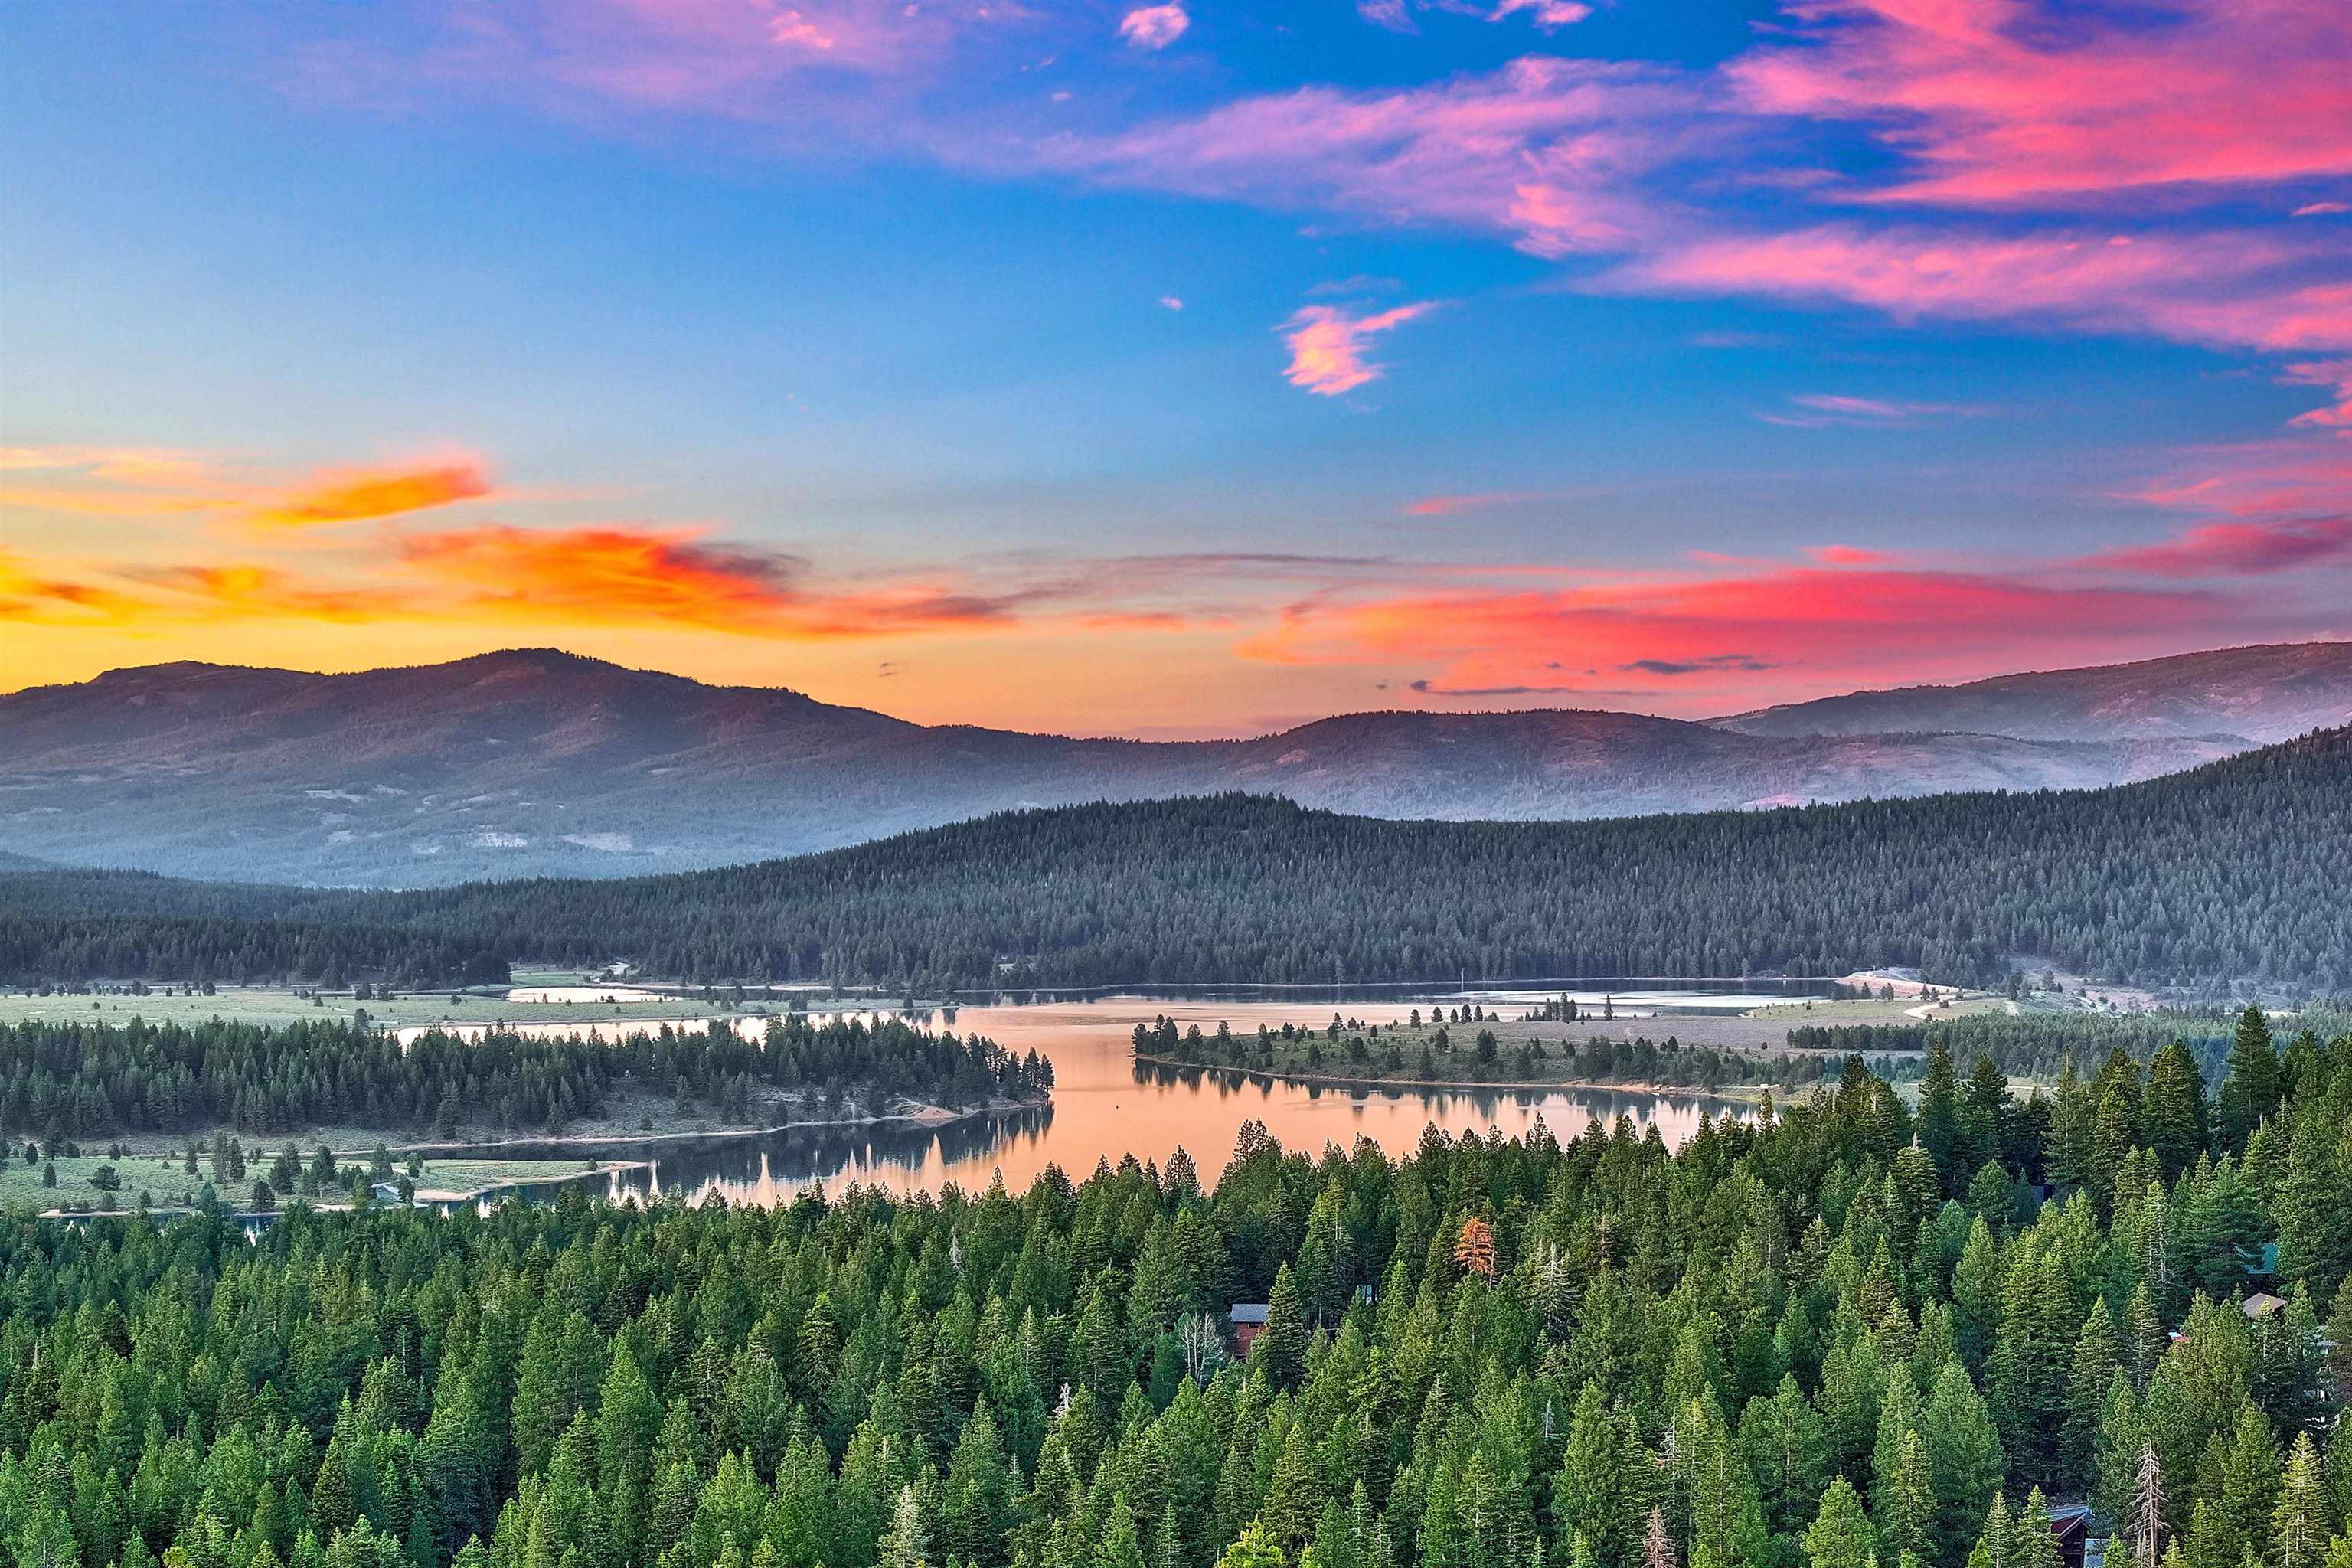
[1715,640,2352,743]
[3,641,2345,887]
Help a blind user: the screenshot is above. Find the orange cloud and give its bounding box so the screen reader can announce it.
[129,564,387,621]
[0,550,155,622]
[0,446,240,517]
[259,459,492,526]
[397,524,1031,637]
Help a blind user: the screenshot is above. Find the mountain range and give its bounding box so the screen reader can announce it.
[3,640,2346,887]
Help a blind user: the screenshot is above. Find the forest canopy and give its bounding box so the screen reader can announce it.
[2,726,2346,993]
[2,1010,2350,1568]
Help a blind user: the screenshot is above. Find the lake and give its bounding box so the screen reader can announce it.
[427,984,1812,1201]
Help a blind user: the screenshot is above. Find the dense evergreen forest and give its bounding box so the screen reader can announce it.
[0,1014,1050,1139]
[1129,1014,1828,1095]
[2,1007,2350,1568]
[1784,1008,2352,1086]
[4,727,2347,992]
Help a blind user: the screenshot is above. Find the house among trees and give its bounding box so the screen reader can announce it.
[2044,1504,2095,1568]
[1227,1302,1269,1354]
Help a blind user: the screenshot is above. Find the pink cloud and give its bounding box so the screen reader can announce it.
[2285,361,2352,431]
[1032,57,1697,259]
[1359,0,1591,30]
[1233,564,2233,694]
[1804,544,1898,564]
[1489,0,1592,26]
[1119,4,1189,50]
[1279,301,1437,396]
[1759,392,1992,426]
[2118,442,2352,520]
[1404,491,1544,516]
[2077,517,2352,577]
[1613,224,2352,357]
[2295,202,2351,218]
[1729,0,2352,209]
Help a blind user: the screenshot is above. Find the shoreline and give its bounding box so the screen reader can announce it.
[1132,1051,1769,1102]
[361,1093,1044,1158]
[12,1094,1047,1221]
[276,1092,1049,1161]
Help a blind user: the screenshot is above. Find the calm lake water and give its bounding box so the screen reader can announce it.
[435,984,1815,1201]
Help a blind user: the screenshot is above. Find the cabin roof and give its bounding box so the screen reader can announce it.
[1230,1302,1270,1324]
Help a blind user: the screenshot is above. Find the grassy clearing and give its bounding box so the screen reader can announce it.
[0,1138,621,1216]
[0,968,909,1036]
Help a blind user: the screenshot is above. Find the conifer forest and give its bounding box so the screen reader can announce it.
[4,1003,2351,1568]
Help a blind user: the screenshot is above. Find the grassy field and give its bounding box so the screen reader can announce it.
[0,968,914,1034]
[0,1139,618,1216]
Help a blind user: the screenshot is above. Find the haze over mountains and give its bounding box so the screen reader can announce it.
[3,640,2345,887]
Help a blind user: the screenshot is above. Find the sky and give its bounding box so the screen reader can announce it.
[2,0,2349,738]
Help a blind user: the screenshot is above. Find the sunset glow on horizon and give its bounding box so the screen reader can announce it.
[5,0,2350,737]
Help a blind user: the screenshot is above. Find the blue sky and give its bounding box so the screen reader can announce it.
[4,0,2348,734]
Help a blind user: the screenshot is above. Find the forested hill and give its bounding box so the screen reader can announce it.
[5,726,2347,992]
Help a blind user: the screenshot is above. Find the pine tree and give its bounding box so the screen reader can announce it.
[2012,1491,2062,1568]
[2065,1301,2121,1491]
[1967,1491,2013,1568]
[2144,1046,2209,1182]
[1918,1043,1962,1187]
[2271,1432,2324,1568]
[2214,1405,2278,1568]
[1643,1506,1677,1568]
[1801,1478,1875,1568]
[878,1484,928,1568]
[2130,1442,2165,1568]
[1739,1376,1828,1539]
[2275,1110,2352,1298]
[1253,1265,1308,1387]
[1876,1429,1936,1564]
[2216,1008,2282,1153]
[1924,1359,2005,1568]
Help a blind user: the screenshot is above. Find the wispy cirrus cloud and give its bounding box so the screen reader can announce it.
[0,446,497,527]
[1403,492,1546,516]
[2075,516,2352,577]
[2285,361,2352,431]
[1279,300,1438,395]
[1611,225,2352,358]
[1757,392,1994,427]
[0,446,241,517]
[1802,544,1899,565]
[1364,0,1591,31]
[1032,57,1699,260]
[260,458,493,525]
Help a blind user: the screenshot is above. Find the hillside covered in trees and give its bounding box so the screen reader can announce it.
[2,1009,2350,1568]
[0,1012,1051,1139]
[3,727,2347,992]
